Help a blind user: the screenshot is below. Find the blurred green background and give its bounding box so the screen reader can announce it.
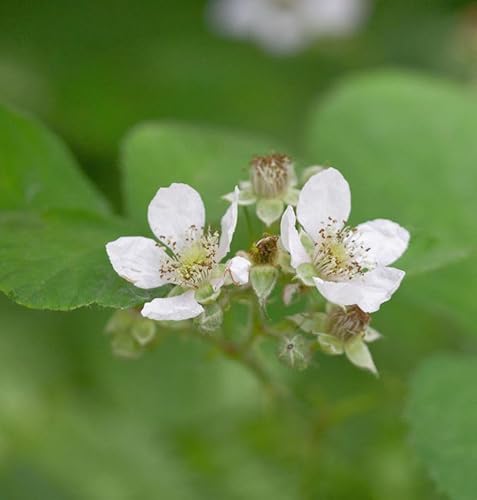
[1,1,477,499]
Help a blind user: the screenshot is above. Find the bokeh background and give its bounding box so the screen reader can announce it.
[1,1,477,499]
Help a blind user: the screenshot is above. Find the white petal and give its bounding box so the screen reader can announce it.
[148,183,205,252]
[344,337,378,375]
[313,266,405,313]
[106,237,170,289]
[297,167,351,240]
[227,256,251,285]
[357,219,410,266]
[141,290,204,321]
[217,186,239,261]
[280,206,311,269]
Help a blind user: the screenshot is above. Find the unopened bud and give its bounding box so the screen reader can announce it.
[194,303,224,333]
[105,309,135,334]
[131,317,157,346]
[110,330,143,359]
[105,309,157,359]
[278,334,311,370]
[250,264,279,307]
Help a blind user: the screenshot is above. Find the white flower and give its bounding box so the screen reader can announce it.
[224,153,299,226]
[208,0,370,55]
[280,168,409,313]
[106,183,239,322]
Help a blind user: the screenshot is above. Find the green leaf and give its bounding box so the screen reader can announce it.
[0,104,110,214]
[0,211,164,310]
[306,71,477,261]
[0,111,282,311]
[121,122,278,227]
[306,71,477,329]
[407,354,477,500]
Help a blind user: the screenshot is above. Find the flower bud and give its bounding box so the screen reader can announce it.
[105,310,143,359]
[131,317,157,346]
[250,264,279,307]
[194,303,224,333]
[105,309,157,359]
[278,335,311,370]
[110,330,143,359]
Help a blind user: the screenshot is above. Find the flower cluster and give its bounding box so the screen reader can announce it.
[106,155,409,375]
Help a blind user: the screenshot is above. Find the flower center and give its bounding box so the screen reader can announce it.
[326,305,371,341]
[313,218,374,281]
[159,228,219,288]
[250,153,291,199]
[250,235,279,265]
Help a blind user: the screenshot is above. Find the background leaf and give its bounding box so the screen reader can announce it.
[0,104,110,214]
[0,210,163,310]
[305,71,477,330]
[0,108,283,310]
[407,354,477,500]
[121,122,280,227]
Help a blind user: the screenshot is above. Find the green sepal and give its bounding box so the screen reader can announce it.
[195,283,221,305]
[344,337,378,376]
[296,262,317,286]
[317,333,344,356]
[131,318,157,346]
[194,303,224,333]
[250,264,279,307]
[256,198,284,226]
[278,335,311,371]
[283,187,299,206]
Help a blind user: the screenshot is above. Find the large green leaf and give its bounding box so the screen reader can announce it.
[305,71,477,329]
[0,104,110,214]
[121,122,279,227]
[407,354,477,500]
[0,210,163,310]
[0,109,283,310]
[307,71,477,237]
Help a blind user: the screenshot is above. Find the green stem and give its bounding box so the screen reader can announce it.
[243,206,254,240]
[202,333,286,399]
